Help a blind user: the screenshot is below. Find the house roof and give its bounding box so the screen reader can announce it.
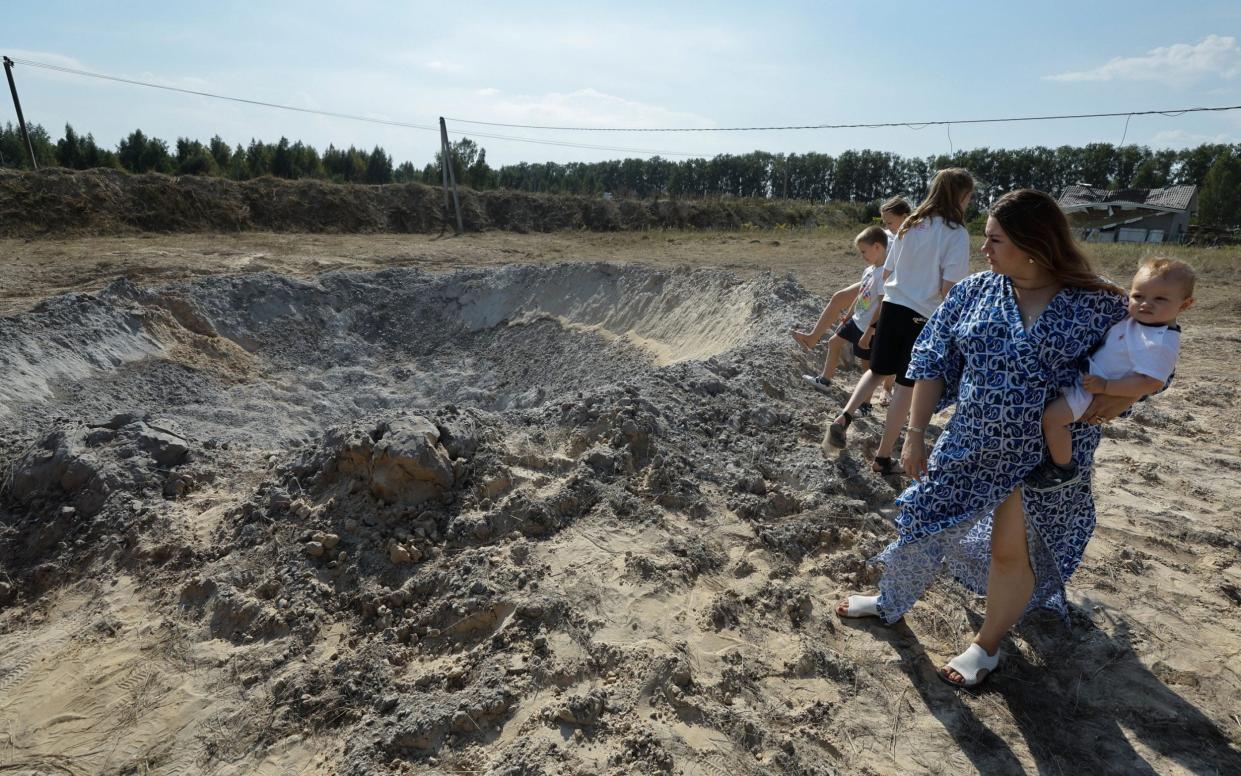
[1058,184,1197,212]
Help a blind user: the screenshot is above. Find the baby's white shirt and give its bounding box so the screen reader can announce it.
[1088,317,1180,382]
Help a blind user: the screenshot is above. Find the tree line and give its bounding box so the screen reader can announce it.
[2,122,1239,227]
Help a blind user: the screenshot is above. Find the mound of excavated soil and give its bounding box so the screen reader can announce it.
[0,168,862,238]
[0,263,890,773]
[1,263,1237,775]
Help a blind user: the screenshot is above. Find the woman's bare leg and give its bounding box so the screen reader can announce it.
[1042,397,1076,467]
[874,383,913,460]
[941,488,1034,682]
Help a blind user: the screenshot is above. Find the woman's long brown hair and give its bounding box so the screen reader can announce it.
[899,167,974,237]
[990,189,1124,295]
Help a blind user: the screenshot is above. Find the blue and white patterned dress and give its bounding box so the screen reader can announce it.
[872,271,1127,624]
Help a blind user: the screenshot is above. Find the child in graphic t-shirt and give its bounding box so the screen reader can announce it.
[791,225,889,409]
[1026,257,1195,491]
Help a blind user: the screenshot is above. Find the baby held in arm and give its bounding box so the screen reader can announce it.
[1026,257,1196,492]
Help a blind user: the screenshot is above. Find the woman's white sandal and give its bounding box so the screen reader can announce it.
[939,643,1001,688]
[836,595,881,619]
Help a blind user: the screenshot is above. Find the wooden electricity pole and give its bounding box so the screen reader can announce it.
[3,57,38,169]
[438,117,464,235]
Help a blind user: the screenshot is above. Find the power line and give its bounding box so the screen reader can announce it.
[10,55,1239,153]
[9,58,436,132]
[4,57,696,157]
[444,105,1241,132]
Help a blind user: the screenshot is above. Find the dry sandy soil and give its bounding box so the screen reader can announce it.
[0,229,1239,775]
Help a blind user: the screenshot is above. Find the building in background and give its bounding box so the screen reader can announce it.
[1056,185,1198,243]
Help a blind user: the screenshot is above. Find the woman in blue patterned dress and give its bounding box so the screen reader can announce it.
[836,189,1137,687]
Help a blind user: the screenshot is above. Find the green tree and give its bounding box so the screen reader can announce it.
[1198,147,1241,228]
[363,145,393,184]
[245,139,272,177]
[227,143,248,179]
[465,146,494,189]
[394,161,418,183]
[24,123,58,167]
[271,137,294,178]
[56,123,83,168]
[175,138,218,176]
[117,129,172,173]
[1173,144,1229,185]
[434,137,486,186]
[208,135,232,170]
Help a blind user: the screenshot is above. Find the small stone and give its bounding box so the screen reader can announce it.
[389,543,412,564]
[98,412,142,430]
[304,541,325,558]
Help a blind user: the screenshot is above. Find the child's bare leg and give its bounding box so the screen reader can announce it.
[1042,397,1076,466]
[857,359,876,397]
[822,335,847,380]
[838,370,885,419]
[791,305,838,350]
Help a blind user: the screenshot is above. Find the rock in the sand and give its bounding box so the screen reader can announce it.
[389,542,421,564]
[137,427,191,466]
[93,412,143,430]
[553,689,608,726]
[331,415,455,505]
[312,531,340,549]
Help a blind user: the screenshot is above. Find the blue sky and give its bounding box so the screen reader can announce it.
[4,1,1240,167]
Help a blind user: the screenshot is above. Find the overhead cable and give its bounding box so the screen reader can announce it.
[5,57,695,156]
[443,106,1241,132]
[10,56,1240,154]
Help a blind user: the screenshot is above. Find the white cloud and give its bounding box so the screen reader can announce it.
[424,60,463,74]
[1046,35,1241,85]
[478,88,715,130]
[474,87,501,97]
[1148,129,1234,146]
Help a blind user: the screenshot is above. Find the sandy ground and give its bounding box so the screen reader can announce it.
[0,229,1239,775]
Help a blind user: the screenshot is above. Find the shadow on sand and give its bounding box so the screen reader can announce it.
[850,608,1241,775]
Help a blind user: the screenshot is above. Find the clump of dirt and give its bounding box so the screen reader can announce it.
[0,168,863,237]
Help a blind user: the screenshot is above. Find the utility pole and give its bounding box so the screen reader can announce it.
[438,117,464,235]
[3,57,38,170]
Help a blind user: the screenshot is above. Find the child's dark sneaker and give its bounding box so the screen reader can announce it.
[856,402,874,417]
[828,411,853,448]
[1025,458,1081,492]
[802,374,831,394]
